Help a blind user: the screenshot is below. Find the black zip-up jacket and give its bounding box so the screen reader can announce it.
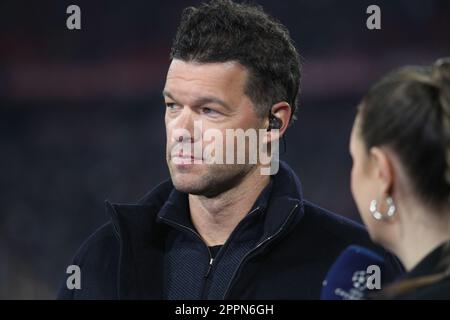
[159,178,275,300]
[57,161,402,299]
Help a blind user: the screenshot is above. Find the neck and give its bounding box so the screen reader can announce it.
[189,165,270,246]
[392,201,450,271]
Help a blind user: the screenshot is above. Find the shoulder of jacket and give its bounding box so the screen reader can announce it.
[301,199,404,272]
[72,221,119,266]
[301,199,369,243]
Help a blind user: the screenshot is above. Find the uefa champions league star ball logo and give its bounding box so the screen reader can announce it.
[333,270,367,300]
[332,265,382,300]
[352,270,368,291]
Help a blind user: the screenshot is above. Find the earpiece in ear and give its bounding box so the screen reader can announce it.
[268,115,282,131]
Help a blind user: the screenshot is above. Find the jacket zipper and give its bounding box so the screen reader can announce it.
[199,206,261,299]
[157,216,214,297]
[222,202,300,299]
[159,205,262,299]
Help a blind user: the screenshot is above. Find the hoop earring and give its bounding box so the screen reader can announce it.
[369,196,396,221]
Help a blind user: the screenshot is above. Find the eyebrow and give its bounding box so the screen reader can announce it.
[162,90,232,111]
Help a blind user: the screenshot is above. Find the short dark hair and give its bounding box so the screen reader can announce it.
[358,58,450,209]
[170,0,301,124]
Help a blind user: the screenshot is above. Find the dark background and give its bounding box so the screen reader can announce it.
[1,0,449,299]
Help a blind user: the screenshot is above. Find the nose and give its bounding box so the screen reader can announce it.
[171,108,195,144]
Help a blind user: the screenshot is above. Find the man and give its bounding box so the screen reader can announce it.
[58,0,401,299]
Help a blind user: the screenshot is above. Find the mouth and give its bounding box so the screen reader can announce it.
[171,153,203,165]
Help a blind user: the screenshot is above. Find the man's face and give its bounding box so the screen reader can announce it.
[163,59,265,197]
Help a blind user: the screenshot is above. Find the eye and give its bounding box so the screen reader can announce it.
[166,102,180,111]
[201,107,219,116]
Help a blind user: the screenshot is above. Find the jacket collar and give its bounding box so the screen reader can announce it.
[156,176,275,231]
[405,241,450,279]
[106,160,305,298]
[261,161,305,238]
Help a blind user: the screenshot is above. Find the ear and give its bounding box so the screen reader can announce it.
[263,102,292,144]
[369,146,395,197]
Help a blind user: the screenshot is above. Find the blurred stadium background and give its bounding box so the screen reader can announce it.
[1,0,449,299]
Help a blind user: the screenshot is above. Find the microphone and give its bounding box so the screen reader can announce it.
[321,245,399,300]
